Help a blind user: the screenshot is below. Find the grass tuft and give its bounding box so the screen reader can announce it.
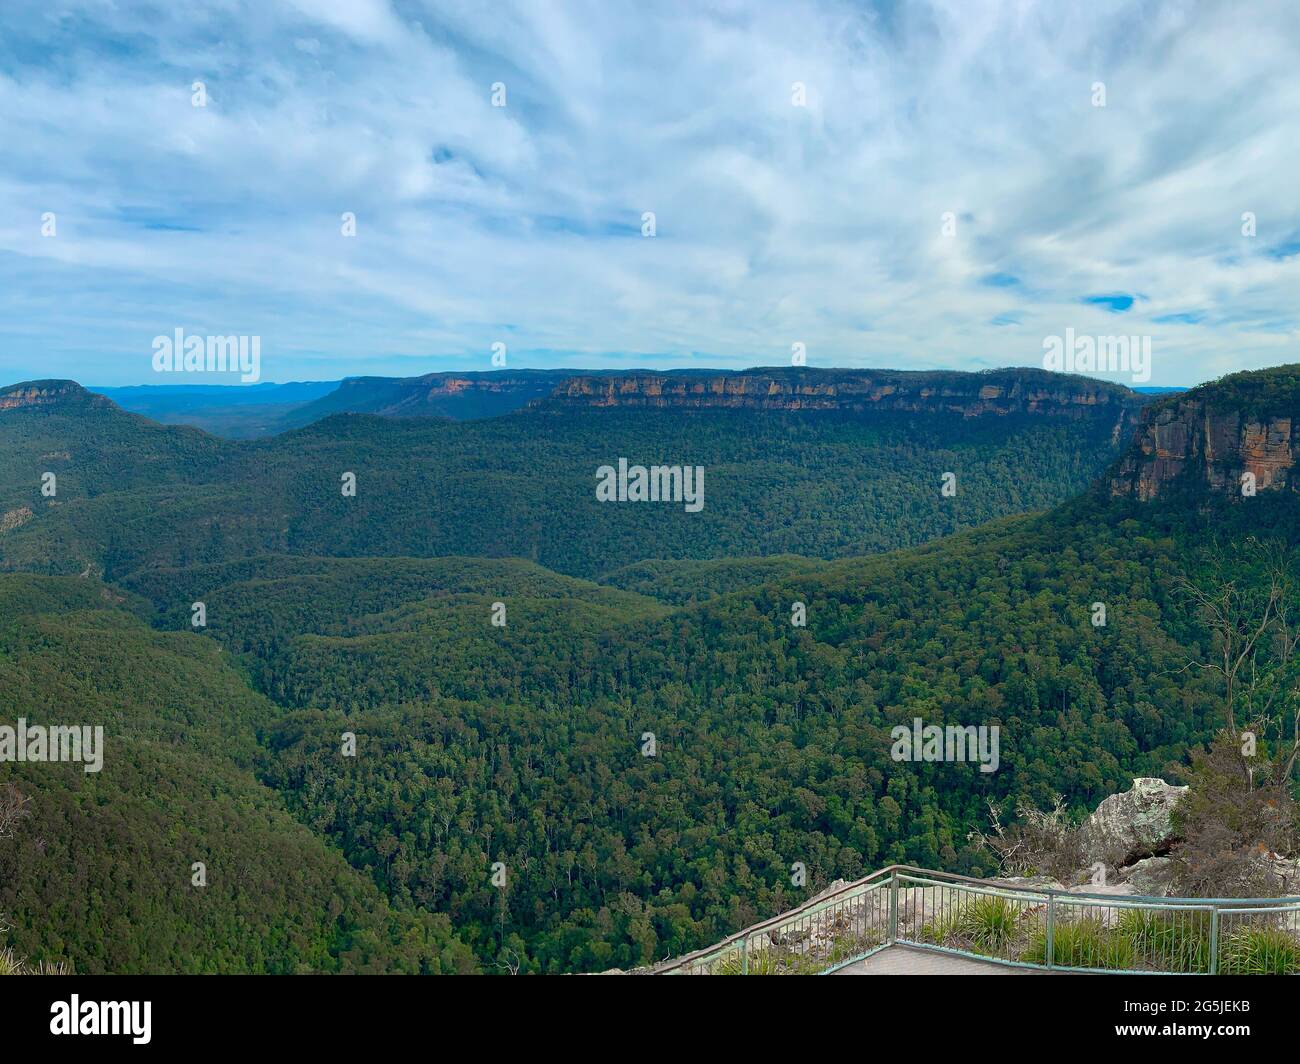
[1220,926,1300,975]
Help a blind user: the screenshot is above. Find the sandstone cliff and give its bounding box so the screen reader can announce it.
[547,367,1145,434]
[281,369,576,425]
[0,380,109,412]
[1109,365,1300,500]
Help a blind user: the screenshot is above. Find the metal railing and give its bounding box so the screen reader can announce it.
[654,865,1300,975]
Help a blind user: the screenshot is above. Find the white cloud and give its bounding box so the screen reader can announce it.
[281,0,409,46]
[0,0,1297,385]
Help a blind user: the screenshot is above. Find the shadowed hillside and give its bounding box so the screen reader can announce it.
[1,368,1147,580]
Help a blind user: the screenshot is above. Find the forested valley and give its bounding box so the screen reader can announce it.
[1,367,1297,973]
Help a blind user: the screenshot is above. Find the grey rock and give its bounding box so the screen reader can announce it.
[991,875,1066,892]
[1262,854,1300,896]
[1078,777,1187,866]
[1120,856,1178,897]
[1072,880,1137,897]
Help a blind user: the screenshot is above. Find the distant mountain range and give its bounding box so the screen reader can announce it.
[90,368,1185,439]
[2,367,1154,580]
[94,370,625,437]
[91,380,341,438]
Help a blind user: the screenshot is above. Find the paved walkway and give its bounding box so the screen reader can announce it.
[835,945,1058,975]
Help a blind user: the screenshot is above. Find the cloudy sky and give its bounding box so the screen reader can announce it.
[1,0,1298,386]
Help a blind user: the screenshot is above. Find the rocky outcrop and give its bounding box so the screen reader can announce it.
[550,368,1145,430]
[1268,855,1300,895]
[282,366,1149,431]
[1120,856,1179,897]
[1078,777,1187,867]
[1109,365,1300,500]
[0,381,107,412]
[283,370,573,425]
[380,373,561,416]
[1016,775,1298,899]
[0,507,33,533]
[992,875,1068,892]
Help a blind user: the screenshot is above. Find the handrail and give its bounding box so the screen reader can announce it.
[651,866,895,973]
[896,869,1300,907]
[651,864,1300,975]
[883,863,1300,905]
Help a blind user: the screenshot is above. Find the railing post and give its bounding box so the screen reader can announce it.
[889,869,899,944]
[1208,908,1219,975]
[1046,895,1056,969]
[741,932,749,975]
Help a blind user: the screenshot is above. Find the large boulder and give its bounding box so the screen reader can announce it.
[992,875,1066,892]
[1262,854,1300,896]
[1120,856,1179,897]
[1071,880,1137,897]
[1078,778,1187,866]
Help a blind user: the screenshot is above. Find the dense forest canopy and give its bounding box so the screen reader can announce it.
[1,366,1297,973]
[0,375,1140,579]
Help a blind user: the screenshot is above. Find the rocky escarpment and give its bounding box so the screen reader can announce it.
[377,373,561,416]
[0,380,109,412]
[1109,364,1300,500]
[283,369,578,425]
[548,367,1146,433]
[1022,777,1299,898]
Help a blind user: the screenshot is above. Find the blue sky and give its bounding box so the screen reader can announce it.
[1,0,1298,387]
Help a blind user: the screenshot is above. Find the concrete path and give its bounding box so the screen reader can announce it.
[835,945,1058,975]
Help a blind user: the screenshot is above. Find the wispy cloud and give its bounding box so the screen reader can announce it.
[0,0,1297,385]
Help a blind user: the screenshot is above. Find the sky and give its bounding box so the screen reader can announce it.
[1,0,1298,387]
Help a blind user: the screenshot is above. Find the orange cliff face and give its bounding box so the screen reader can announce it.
[329,373,542,401]
[1109,385,1298,501]
[417,375,537,397]
[0,381,107,412]
[548,368,1144,430]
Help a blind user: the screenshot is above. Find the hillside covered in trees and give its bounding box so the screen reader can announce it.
[0,366,1296,974]
[0,574,476,973]
[0,369,1142,580]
